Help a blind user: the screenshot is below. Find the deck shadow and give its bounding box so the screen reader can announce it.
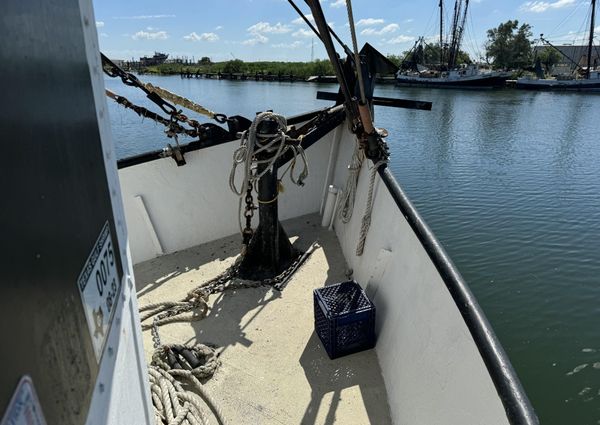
[299,332,392,425]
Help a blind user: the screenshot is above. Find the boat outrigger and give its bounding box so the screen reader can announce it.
[517,0,599,91]
[396,1,509,89]
[2,0,539,424]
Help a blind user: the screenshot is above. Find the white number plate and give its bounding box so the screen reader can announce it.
[77,221,122,362]
[0,376,47,425]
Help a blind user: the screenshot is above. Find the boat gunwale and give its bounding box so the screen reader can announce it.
[377,164,539,425]
[115,107,334,170]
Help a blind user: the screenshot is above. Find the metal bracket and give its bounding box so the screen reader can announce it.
[161,143,186,166]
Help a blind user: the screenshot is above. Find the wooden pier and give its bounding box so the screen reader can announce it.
[180,71,305,82]
[179,71,398,84]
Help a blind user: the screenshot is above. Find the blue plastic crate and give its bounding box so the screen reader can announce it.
[313,280,376,359]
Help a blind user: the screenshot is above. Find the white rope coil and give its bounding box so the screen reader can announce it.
[229,111,309,232]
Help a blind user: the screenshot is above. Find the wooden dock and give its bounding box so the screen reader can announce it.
[180,71,305,82]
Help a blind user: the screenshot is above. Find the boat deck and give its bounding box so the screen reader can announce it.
[135,213,392,425]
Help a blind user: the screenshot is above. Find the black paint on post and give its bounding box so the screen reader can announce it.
[237,119,297,280]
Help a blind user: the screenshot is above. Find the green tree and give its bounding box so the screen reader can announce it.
[198,56,212,65]
[386,54,402,67]
[223,59,243,73]
[401,44,471,69]
[485,20,533,69]
[537,47,561,72]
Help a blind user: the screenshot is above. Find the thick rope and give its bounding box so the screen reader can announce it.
[150,344,225,425]
[337,141,364,224]
[356,160,387,256]
[143,83,217,120]
[228,112,309,233]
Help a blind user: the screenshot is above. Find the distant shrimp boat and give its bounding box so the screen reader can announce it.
[306,75,338,83]
[517,0,598,91]
[396,1,509,89]
[397,65,510,89]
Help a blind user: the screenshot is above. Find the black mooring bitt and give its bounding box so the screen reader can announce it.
[237,118,297,281]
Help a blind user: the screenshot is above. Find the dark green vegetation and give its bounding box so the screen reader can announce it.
[484,20,534,70]
[398,43,472,70]
[536,47,562,72]
[144,59,336,78]
[138,19,558,77]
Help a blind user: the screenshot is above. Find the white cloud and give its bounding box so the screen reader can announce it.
[247,22,291,34]
[292,14,315,25]
[292,28,315,38]
[356,18,385,27]
[330,0,346,8]
[96,21,104,28]
[243,33,269,46]
[387,35,415,44]
[215,26,223,30]
[132,30,168,40]
[520,0,575,13]
[183,32,219,42]
[361,23,399,36]
[271,41,304,48]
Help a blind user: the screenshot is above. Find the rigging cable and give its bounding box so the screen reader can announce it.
[287,0,353,57]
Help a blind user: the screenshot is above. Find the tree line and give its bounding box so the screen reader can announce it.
[144,58,336,79]
[141,20,563,77]
[398,19,561,72]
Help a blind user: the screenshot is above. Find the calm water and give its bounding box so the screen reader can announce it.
[107,76,600,425]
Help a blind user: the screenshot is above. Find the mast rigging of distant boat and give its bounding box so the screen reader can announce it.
[396,0,510,89]
[516,0,599,91]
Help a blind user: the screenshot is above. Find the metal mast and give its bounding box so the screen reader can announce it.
[587,0,596,78]
[440,0,444,68]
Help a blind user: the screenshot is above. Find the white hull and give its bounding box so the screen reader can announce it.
[117,118,535,424]
[516,72,600,91]
[396,68,509,89]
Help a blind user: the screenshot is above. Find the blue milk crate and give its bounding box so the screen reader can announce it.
[313,280,376,359]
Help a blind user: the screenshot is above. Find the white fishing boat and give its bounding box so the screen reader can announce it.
[517,0,598,92]
[396,1,509,89]
[1,0,539,424]
[397,64,510,89]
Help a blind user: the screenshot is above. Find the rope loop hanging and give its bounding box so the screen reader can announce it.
[229,111,309,234]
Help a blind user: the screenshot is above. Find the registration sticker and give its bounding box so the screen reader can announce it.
[0,376,47,425]
[77,221,122,362]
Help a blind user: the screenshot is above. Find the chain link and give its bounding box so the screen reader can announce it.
[241,183,256,253]
[146,245,315,348]
[101,53,231,125]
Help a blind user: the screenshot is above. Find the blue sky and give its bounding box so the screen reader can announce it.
[93,0,599,62]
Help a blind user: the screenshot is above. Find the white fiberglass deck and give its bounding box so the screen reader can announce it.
[135,214,392,425]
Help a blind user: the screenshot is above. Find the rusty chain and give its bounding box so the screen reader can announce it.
[241,183,256,254]
[101,53,230,129]
[147,245,315,348]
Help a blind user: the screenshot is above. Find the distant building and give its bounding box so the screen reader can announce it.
[535,45,599,74]
[139,52,168,67]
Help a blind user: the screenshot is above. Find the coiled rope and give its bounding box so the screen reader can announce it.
[149,344,224,425]
[229,111,309,232]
